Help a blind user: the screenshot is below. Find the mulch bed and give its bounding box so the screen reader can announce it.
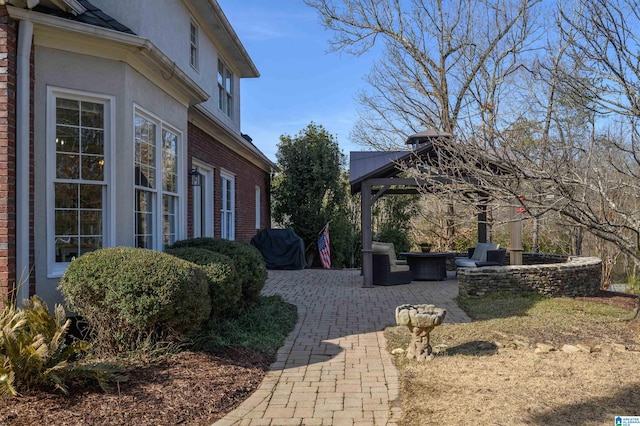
[1,347,273,426]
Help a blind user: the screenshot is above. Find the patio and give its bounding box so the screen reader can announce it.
[215,268,469,426]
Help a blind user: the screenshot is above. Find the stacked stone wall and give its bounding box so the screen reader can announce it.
[458,256,601,297]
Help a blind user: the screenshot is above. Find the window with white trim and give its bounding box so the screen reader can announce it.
[134,109,181,250]
[220,171,235,240]
[217,59,233,117]
[255,186,261,229]
[48,89,112,275]
[190,21,199,70]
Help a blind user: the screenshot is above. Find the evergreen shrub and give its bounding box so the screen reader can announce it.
[165,247,242,319]
[169,238,267,308]
[58,247,210,356]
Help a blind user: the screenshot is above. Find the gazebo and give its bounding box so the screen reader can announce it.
[349,130,505,288]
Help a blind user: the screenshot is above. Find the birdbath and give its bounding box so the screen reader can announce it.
[395,304,447,361]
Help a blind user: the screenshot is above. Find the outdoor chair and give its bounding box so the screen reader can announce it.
[372,241,412,285]
[474,248,507,267]
[455,242,501,268]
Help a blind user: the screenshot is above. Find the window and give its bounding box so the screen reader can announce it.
[255,186,261,229]
[48,88,113,276]
[134,109,181,250]
[190,21,198,70]
[162,129,179,246]
[217,59,233,117]
[220,171,235,240]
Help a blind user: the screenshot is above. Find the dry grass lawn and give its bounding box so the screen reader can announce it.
[385,292,640,426]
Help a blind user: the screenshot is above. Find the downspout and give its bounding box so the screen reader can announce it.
[16,19,33,305]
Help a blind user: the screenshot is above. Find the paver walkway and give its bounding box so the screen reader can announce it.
[214,269,471,426]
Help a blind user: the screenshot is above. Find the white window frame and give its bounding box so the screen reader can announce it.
[134,106,183,251]
[220,170,235,240]
[217,58,233,118]
[46,87,115,278]
[191,159,214,238]
[190,20,199,70]
[255,186,261,230]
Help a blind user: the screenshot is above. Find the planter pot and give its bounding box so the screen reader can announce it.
[421,247,431,253]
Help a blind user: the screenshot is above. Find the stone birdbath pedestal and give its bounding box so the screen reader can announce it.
[395,304,446,361]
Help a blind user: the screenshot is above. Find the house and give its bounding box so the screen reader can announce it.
[0,0,274,308]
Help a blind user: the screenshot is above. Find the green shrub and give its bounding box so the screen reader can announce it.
[59,247,210,356]
[169,238,267,308]
[165,247,242,318]
[0,296,111,397]
[376,225,411,255]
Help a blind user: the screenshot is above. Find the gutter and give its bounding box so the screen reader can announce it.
[7,5,209,106]
[16,19,33,305]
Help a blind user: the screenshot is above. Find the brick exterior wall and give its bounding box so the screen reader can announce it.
[188,122,271,243]
[0,7,17,306]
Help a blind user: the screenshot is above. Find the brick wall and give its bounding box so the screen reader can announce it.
[0,6,17,306]
[188,122,271,243]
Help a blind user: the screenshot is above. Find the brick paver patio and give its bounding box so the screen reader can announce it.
[214,269,471,426]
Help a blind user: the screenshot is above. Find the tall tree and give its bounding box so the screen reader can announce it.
[272,123,348,266]
[306,0,540,147]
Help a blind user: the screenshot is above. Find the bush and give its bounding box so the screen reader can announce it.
[169,238,267,308]
[59,247,210,356]
[376,225,411,255]
[165,247,242,319]
[0,296,111,396]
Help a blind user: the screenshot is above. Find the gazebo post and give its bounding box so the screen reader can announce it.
[361,180,374,288]
[509,201,524,265]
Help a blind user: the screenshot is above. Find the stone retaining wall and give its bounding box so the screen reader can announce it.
[458,255,602,297]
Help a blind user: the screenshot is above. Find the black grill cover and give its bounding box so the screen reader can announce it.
[250,229,306,270]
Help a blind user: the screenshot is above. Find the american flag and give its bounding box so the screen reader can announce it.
[318,223,331,269]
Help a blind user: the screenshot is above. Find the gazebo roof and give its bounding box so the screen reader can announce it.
[349,131,451,194]
[349,150,411,193]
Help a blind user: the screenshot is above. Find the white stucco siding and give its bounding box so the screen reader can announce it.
[33,46,189,309]
[90,0,243,132]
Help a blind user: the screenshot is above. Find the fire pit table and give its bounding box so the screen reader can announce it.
[400,252,450,281]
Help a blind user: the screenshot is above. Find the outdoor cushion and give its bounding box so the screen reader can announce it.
[455,242,499,268]
[373,241,398,265]
[455,258,481,268]
[390,263,410,273]
[470,242,499,262]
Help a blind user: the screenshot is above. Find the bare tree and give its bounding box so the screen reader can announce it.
[305,0,542,147]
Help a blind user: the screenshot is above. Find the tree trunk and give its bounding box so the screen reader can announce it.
[532,217,540,253]
[572,227,583,256]
[446,202,455,250]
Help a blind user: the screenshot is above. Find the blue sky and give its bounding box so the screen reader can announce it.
[217,0,380,162]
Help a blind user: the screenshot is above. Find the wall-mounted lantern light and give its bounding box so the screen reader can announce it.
[189,167,202,187]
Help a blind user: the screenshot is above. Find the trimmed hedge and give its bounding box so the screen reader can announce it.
[165,247,242,319]
[58,247,210,355]
[168,238,267,308]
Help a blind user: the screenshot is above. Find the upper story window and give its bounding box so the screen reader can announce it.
[190,21,199,70]
[218,59,233,118]
[47,88,114,277]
